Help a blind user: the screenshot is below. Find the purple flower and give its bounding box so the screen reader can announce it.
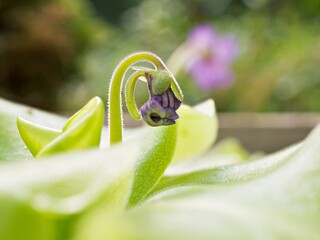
[140,72,181,127]
[186,24,238,91]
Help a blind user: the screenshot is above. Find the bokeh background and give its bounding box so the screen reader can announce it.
[0,0,319,113]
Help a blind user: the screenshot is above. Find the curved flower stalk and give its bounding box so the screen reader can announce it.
[16,51,184,157]
[17,97,104,158]
[108,51,183,145]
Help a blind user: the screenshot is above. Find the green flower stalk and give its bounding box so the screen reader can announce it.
[16,51,184,157]
[108,51,183,145]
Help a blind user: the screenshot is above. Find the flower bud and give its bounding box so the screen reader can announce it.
[140,72,181,127]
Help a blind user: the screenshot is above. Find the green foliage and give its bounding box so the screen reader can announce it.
[1,0,319,112]
[127,125,176,207]
[1,97,320,239]
[0,0,111,110]
[74,125,320,240]
[65,0,320,112]
[17,97,104,158]
[172,99,218,163]
[1,0,320,238]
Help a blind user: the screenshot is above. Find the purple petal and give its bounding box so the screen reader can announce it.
[213,35,238,64]
[185,24,238,91]
[188,58,234,91]
[188,24,216,54]
[140,99,166,119]
[162,119,176,125]
[165,108,179,120]
[188,24,216,45]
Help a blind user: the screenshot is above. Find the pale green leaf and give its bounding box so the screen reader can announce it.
[0,142,139,215]
[16,97,105,158]
[127,125,177,207]
[0,195,55,240]
[16,117,61,157]
[151,141,300,196]
[75,124,320,240]
[172,99,218,163]
[0,98,66,162]
[0,140,139,240]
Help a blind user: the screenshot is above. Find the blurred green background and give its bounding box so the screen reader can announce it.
[0,0,319,113]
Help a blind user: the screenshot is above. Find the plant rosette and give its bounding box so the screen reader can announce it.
[0,52,319,240]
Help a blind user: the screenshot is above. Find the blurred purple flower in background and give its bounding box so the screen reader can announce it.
[186,24,238,91]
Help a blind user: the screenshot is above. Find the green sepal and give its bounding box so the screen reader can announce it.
[131,66,183,102]
[150,71,172,95]
[170,79,184,102]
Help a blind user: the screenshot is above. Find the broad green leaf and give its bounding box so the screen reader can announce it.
[0,140,139,240]
[16,97,105,158]
[7,95,319,240]
[0,142,138,215]
[125,100,218,206]
[0,95,202,238]
[0,194,56,240]
[0,98,66,162]
[37,97,105,157]
[16,118,61,157]
[127,125,177,207]
[62,97,103,132]
[75,124,320,240]
[151,141,300,196]
[0,113,31,162]
[132,127,320,239]
[172,99,218,163]
[204,138,251,163]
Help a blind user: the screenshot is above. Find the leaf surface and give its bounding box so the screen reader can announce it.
[172,99,218,163]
